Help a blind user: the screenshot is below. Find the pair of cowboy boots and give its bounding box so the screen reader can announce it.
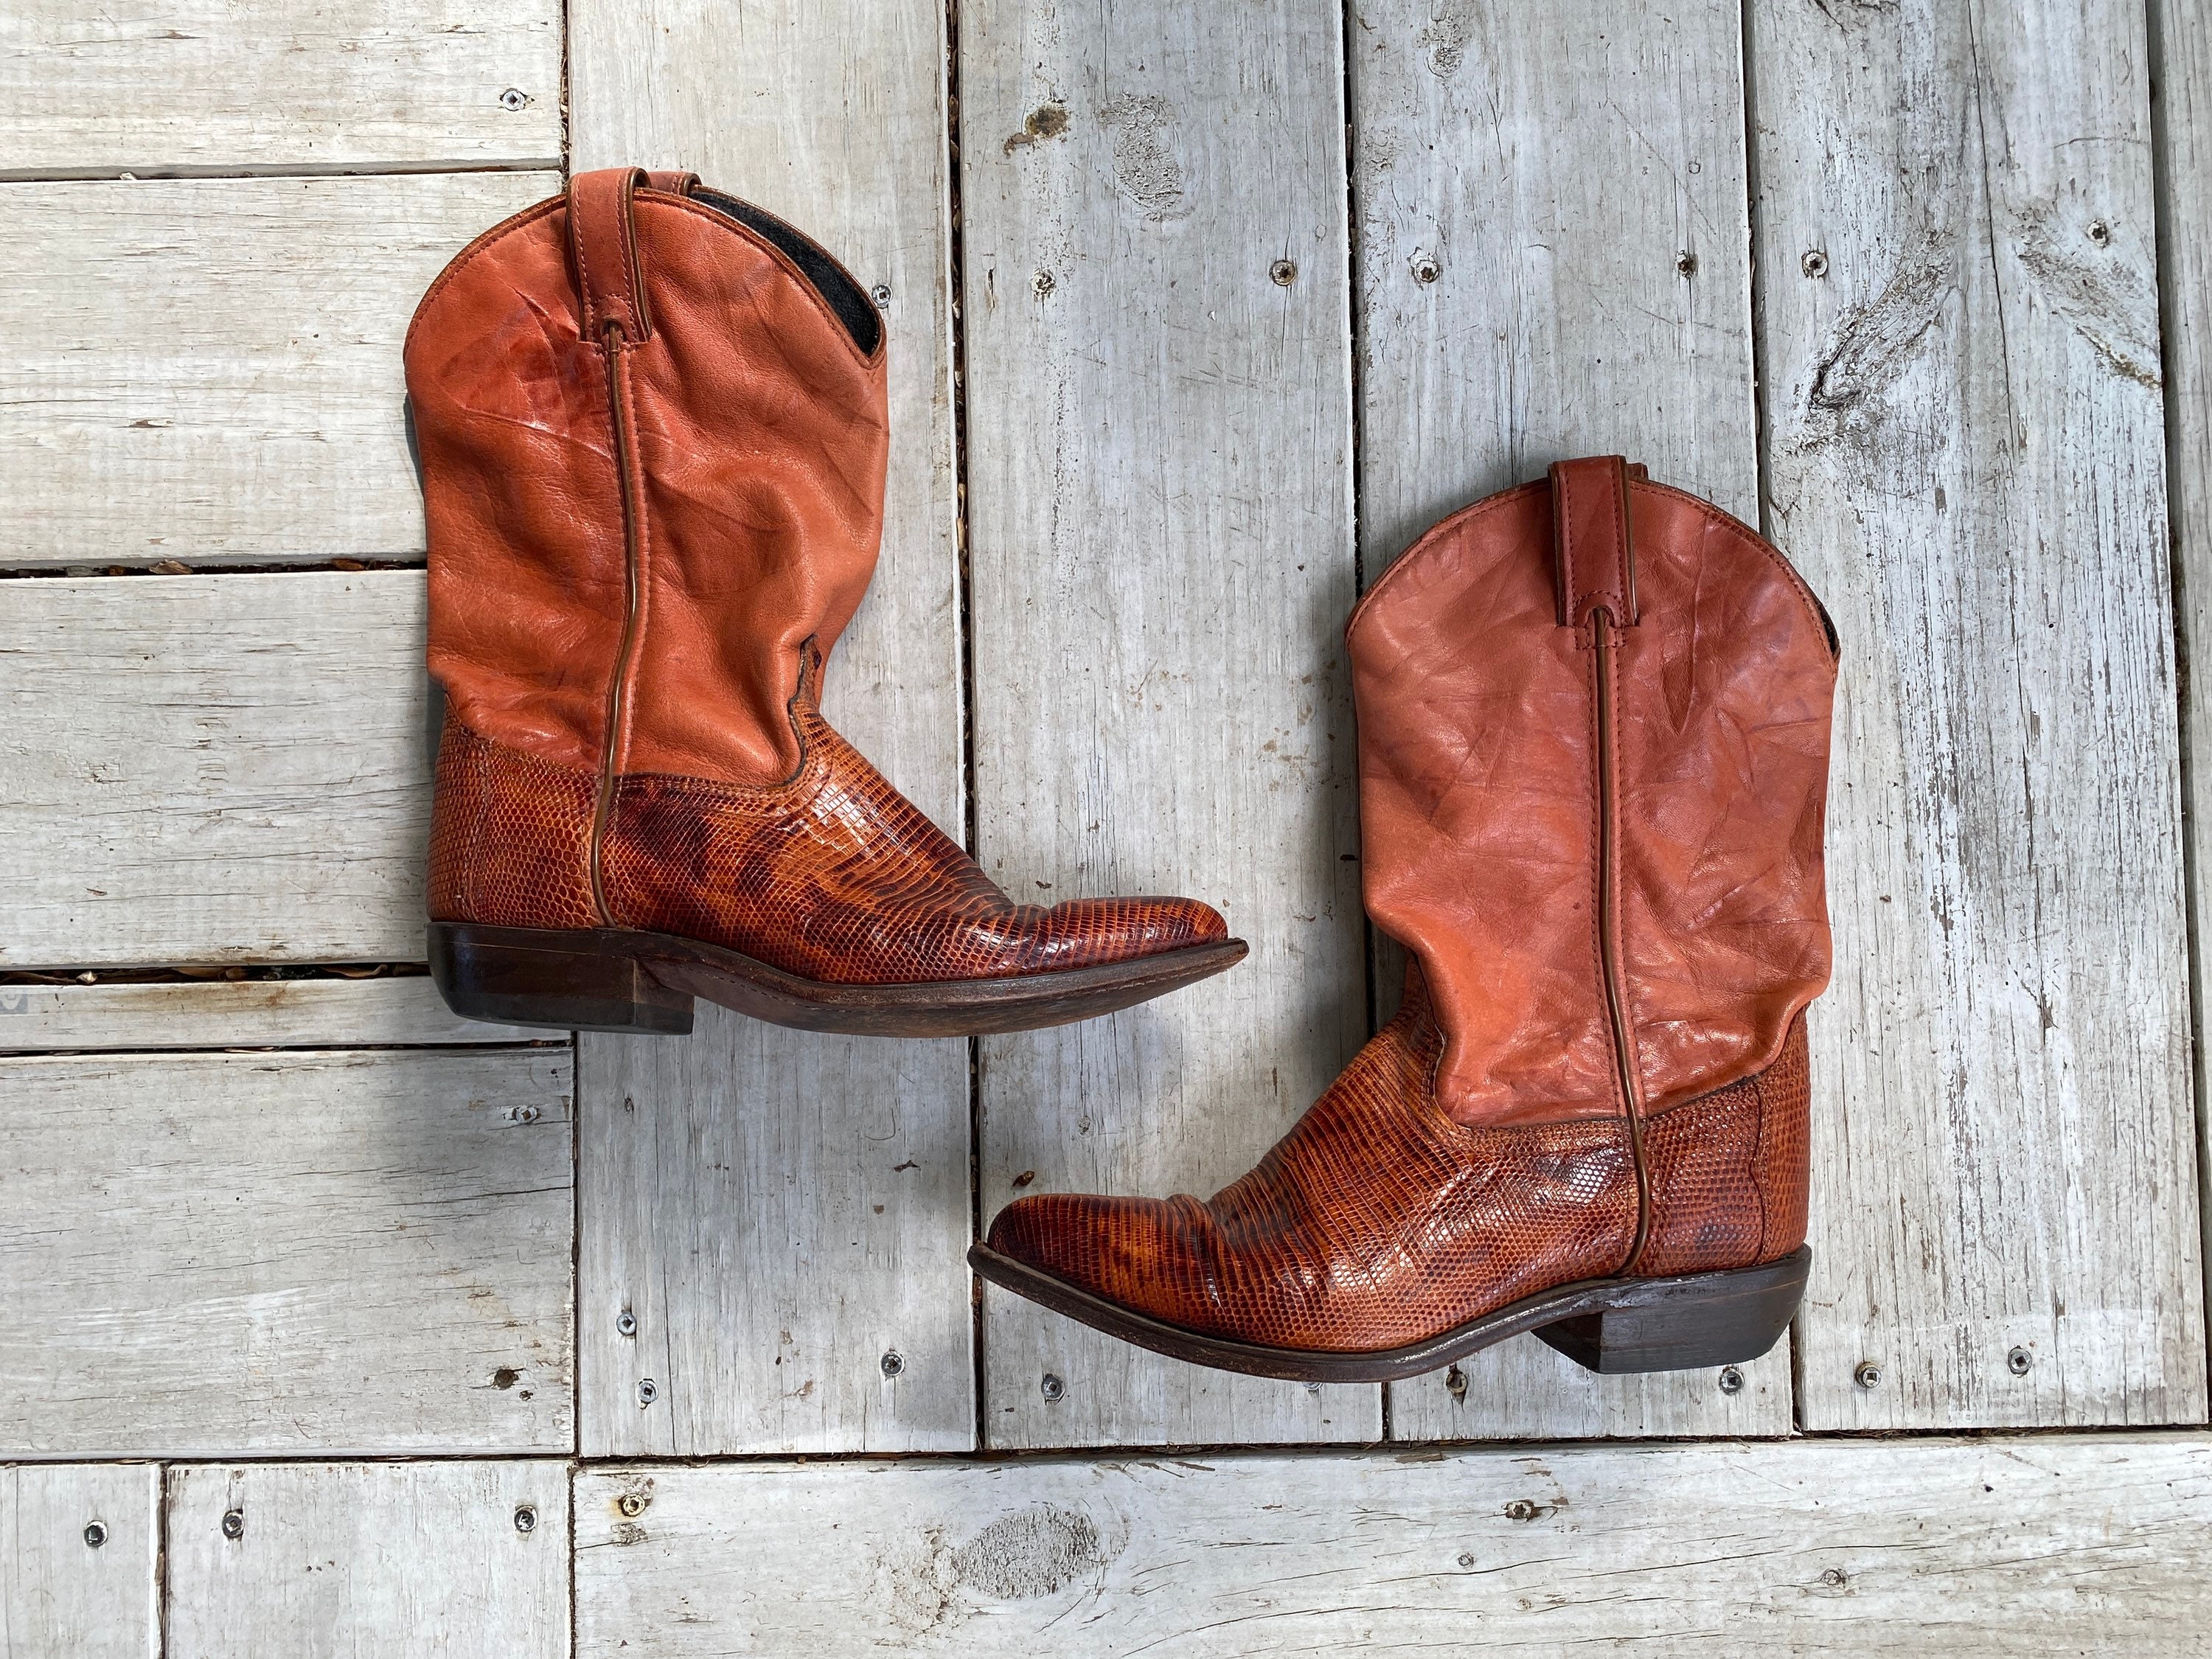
[406,169,1837,1384]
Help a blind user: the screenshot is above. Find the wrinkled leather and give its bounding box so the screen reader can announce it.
[411,171,1230,984]
[984,464,1834,1351]
[1350,477,1836,1123]
[987,973,1810,1352]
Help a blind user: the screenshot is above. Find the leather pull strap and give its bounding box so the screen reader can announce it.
[1549,455,1639,630]
[568,167,654,342]
[644,170,698,196]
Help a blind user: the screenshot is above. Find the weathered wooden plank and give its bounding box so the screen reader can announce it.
[1753,0,2203,1427]
[961,0,1371,1448]
[1,173,552,568]
[1350,0,1783,1442]
[2151,0,2212,1317]
[0,1048,572,1455]
[576,1433,2212,1655]
[0,975,538,1051]
[568,0,972,1455]
[166,1461,567,1658]
[0,1464,156,1659]
[1,572,427,968]
[0,1,560,175]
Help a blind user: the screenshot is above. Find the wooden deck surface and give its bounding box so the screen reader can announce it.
[4,0,2211,1650]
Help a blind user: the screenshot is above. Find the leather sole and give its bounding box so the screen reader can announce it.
[429,919,1248,1037]
[966,1241,1811,1383]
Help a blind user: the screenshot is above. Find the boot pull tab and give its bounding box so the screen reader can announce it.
[1549,455,1640,633]
[644,170,698,196]
[568,167,655,344]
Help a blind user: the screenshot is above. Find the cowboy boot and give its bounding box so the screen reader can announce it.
[971,458,1836,1380]
[406,168,1244,1037]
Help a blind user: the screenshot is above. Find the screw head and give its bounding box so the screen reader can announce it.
[1270,258,1298,287]
[1032,270,1056,298]
[880,1349,905,1378]
[1717,1365,1745,1395]
[1503,1499,1538,1523]
[615,1310,637,1338]
[83,1520,108,1548]
[616,1491,648,1519]
[498,87,529,112]
[1456,1551,1476,1568]
[221,1508,245,1541]
[2007,1345,2034,1376]
[1675,250,1698,276]
[637,1377,658,1405]
[1411,253,1441,285]
[2088,219,2112,246]
[1444,1364,1468,1402]
[511,1104,540,1124]
[512,1504,538,1534]
[869,283,891,309]
[1801,248,1829,279]
[1040,1371,1065,1402]
[1820,1567,1848,1588]
[1854,1360,1882,1390]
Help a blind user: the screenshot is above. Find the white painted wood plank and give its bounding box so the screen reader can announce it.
[576,1433,2212,1655]
[1,572,428,967]
[2150,0,2212,1329]
[1351,0,1784,1443]
[578,1014,973,1455]
[0,2,560,175]
[962,0,1371,1449]
[1753,0,2205,1427]
[166,1461,566,1659]
[0,975,538,1051]
[0,1048,573,1455]
[1,173,552,568]
[0,1464,156,1659]
[568,0,972,1455]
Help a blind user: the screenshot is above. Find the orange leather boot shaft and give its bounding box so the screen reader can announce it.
[406,167,888,787]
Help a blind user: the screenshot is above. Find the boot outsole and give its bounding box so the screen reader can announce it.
[430,919,1248,1037]
[967,1240,1810,1383]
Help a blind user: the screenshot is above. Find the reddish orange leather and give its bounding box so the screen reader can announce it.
[411,171,1230,986]
[987,977,1811,1352]
[1549,454,1638,630]
[1349,476,1836,1124]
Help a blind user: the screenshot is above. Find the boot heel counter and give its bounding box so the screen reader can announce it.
[426,715,600,930]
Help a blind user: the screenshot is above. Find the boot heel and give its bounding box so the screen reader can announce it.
[429,922,695,1034]
[1534,1246,1810,1374]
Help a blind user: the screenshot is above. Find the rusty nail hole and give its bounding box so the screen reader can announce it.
[83,1520,108,1548]
[1032,270,1056,298]
[1675,250,1698,276]
[616,1310,637,1338]
[870,283,891,309]
[498,88,529,112]
[1270,258,1298,287]
[1717,1365,1745,1395]
[1503,1500,1539,1523]
[1411,253,1441,285]
[513,1504,538,1534]
[616,1492,648,1519]
[880,1350,905,1379]
[221,1509,245,1541]
[1801,249,1829,279]
[2007,1346,2033,1376]
[637,1377,658,1405]
[1444,1364,1467,1401]
[1854,1360,1882,1390]
[2088,219,2112,246]
[1040,1372,1065,1402]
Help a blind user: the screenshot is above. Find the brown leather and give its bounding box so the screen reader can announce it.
[982,463,1834,1354]
[410,170,1228,986]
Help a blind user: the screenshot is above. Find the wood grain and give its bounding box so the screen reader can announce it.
[567,0,973,1455]
[1,572,428,968]
[2151,0,2212,1323]
[0,1,560,176]
[1350,0,1787,1441]
[1,173,552,568]
[0,1048,573,1455]
[0,1464,156,1659]
[574,1433,2212,1655]
[0,975,539,1051]
[961,0,1372,1450]
[166,1461,568,1659]
[1752,0,2205,1427]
